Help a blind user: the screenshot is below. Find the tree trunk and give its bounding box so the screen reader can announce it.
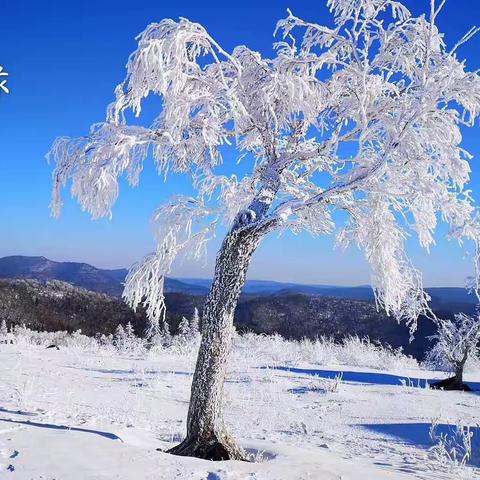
[167,226,263,460]
[455,363,464,386]
[430,358,471,391]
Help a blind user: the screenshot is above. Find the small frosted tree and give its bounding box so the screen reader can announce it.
[190,307,200,337]
[50,0,480,459]
[0,319,8,343]
[0,319,7,337]
[114,322,138,353]
[114,324,127,352]
[162,321,172,347]
[176,312,201,348]
[427,313,480,389]
[125,321,135,338]
[178,316,190,337]
[151,321,172,348]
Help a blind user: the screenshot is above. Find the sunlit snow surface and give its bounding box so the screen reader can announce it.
[0,343,479,479]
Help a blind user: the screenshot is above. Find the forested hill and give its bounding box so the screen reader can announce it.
[0,255,476,360]
[0,277,471,360]
[0,256,208,297]
[0,256,127,297]
[0,279,204,337]
[0,256,477,310]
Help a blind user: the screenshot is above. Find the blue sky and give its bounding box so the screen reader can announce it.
[1,0,480,286]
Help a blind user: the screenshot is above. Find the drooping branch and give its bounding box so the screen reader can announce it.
[123,196,216,335]
[48,123,170,218]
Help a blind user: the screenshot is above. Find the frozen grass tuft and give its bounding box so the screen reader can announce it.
[7,325,419,372]
[429,418,480,478]
[232,333,418,372]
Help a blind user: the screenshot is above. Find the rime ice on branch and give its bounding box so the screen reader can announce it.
[50,0,480,459]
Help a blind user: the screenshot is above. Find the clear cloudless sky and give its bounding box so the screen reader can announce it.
[2,0,480,286]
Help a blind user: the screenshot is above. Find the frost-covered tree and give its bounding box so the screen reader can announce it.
[0,319,8,343]
[98,333,114,347]
[176,312,201,348]
[0,319,8,337]
[190,307,200,337]
[427,313,480,389]
[124,321,135,339]
[49,0,480,459]
[114,324,127,351]
[178,316,190,338]
[151,321,172,348]
[114,322,138,353]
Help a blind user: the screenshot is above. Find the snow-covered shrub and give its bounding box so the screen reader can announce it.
[96,333,114,348]
[12,323,30,344]
[9,325,108,353]
[169,330,201,356]
[338,336,417,371]
[232,333,295,367]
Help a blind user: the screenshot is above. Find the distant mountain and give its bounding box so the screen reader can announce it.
[0,256,209,297]
[165,279,209,296]
[183,276,478,308]
[0,255,476,314]
[0,256,127,297]
[425,287,477,307]
[182,278,305,294]
[183,278,376,296]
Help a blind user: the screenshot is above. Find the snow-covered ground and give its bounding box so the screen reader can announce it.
[0,335,479,479]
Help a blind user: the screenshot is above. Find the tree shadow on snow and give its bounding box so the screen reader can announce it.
[66,366,192,377]
[271,366,480,392]
[0,418,123,442]
[0,407,38,416]
[361,423,480,467]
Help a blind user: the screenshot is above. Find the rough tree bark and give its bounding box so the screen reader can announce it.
[167,224,265,460]
[455,362,465,386]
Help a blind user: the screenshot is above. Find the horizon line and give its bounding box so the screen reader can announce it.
[0,254,472,290]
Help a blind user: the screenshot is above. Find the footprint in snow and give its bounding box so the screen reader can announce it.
[0,448,19,473]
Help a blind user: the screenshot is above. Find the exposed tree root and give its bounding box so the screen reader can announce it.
[166,433,247,461]
[430,376,472,391]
